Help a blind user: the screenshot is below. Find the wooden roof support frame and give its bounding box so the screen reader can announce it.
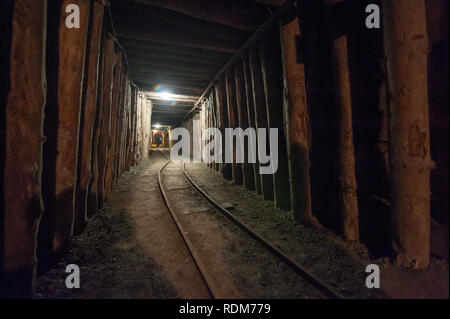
[184,0,297,118]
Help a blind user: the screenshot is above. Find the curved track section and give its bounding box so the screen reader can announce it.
[156,152,219,299]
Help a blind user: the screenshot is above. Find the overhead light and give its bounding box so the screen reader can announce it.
[159,91,173,100]
[155,124,161,128]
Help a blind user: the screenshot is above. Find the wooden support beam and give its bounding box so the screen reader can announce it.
[152,109,190,115]
[215,77,233,180]
[130,0,265,31]
[191,0,296,114]
[123,46,224,66]
[130,62,213,78]
[382,0,432,269]
[97,37,116,208]
[209,91,220,171]
[225,69,243,185]
[126,88,138,169]
[235,60,255,190]
[115,15,240,53]
[115,73,129,183]
[146,92,198,102]
[330,32,359,240]
[88,26,106,216]
[279,11,313,222]
[75,1,105,233]
[243,53,262,194]
[131,71,211,83]
[120,38,231,61]
[251,0,286,5]
[259,29,291,210]
[136,81,204,93]
[2,0,46,298]
[104,52,123,200]
[248,45,273,200]
[134,83,207,95]
[39,0,91,269]
[127,56,217,75]
[122,1,251,42]
[133,76,208,87]
[152,102,194,109]
[131,91,141,166]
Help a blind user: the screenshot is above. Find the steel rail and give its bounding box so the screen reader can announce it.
[156,151,220,299]
[182,162,345,299]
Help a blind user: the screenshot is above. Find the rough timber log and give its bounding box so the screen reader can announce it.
[120,38,230,62]
[1,0,46,298]
[382,0,432,269]
[248,45,274,201]
[128,56,216,75]
[88,28,106,216]
[124,48,223,66]
[131,66,211,80]
[141,99,152,160]
[130,0,263,31]
[207,99,214,168]
[133,92,143,164]
[105,52,123,200]
[215,78,232,179]
[209,92,217,169]
[225,69,243,185]
[235,61,255,190]
[75,1,105,233]
[131,70,211,82]
[211,90,221,171]
[128,88,138,168]
[210,91,218,167]
[137,81,204,94]
[39,0,90,268]
[116,74,129,180]
[330,33,359,241]
[279,12,313,221]
[97,37,116,208]
[116,15,240,53]
[259,30,291,210]
[243,53,262,194]
[124,2,250,42]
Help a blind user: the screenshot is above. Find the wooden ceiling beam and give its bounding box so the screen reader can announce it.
[152,102,193,109]
[123,46,224,66]
[240,0,286,6]
[131,74,210,87]
[146,92,198,102]
[129,0,266,31]
[130,63,212,78]
[151,109,191,115]
[127,54,219,74]
[119,38,231,61]
[136,81,204,92]
[122,1,251,42]
[132,76,208,87]
[136,83,205,96]
[131,67,211,78]
[115,15,240,53]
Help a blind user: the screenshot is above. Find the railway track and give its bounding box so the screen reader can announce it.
[156,150,344,299]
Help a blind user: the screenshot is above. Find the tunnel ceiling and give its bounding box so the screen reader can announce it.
[109,0,284,125]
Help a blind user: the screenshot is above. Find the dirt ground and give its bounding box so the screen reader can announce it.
[36,152,448,299]
[37,153,209,299]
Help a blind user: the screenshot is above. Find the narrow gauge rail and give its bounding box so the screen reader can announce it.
[157,150,344,299]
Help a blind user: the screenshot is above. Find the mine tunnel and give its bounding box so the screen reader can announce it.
[0,0,448,299]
